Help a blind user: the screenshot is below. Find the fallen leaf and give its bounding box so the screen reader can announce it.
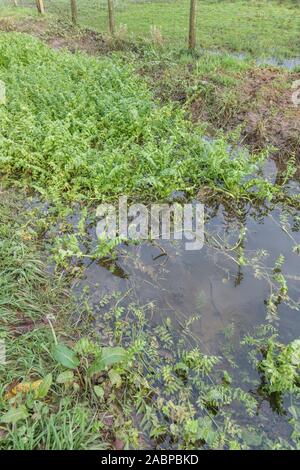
[5,380,43,401]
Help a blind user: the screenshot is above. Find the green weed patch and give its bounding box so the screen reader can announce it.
[0,33,272,204]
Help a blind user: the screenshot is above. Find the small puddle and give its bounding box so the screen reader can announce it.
[202,49,300,70]
[256,57,300,70]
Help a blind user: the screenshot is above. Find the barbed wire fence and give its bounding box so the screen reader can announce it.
[0,0,199,49]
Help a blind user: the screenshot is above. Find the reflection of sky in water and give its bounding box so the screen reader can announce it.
[71,192,299,442]
[75,192,300,355]
[201,49,300,71]
[58,167,297,443]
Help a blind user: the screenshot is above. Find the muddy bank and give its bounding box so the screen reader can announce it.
[0,16,134,55]
[189,68,300,162]
[147,63,300,164]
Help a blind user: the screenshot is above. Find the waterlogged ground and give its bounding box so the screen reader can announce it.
[72,167,298,340]
[0,12,300,449]
[50,159,295,444]
[20,150,299,447]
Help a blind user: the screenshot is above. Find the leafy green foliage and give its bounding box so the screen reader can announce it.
[0,192,103,450]
[260,339,300,394]
[0,33,269,206]
[243,326,300,397]
[88,347,127,375]
[52,343,80,370]
[0,22,299,451]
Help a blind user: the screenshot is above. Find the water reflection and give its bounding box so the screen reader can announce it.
[75,184,300,355]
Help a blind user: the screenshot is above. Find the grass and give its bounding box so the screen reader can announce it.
[4,0,298,58]
[0,190,104,449]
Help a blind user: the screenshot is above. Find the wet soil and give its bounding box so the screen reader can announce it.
[1,15,299,445]
[190,68,300,161]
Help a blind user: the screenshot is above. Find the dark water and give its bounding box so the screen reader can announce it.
[76,201,299,350]
[27,154,298,444]
[74,161,299,356]
[68,159,299,443]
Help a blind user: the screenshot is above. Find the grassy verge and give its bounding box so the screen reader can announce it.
[43,0,300,59]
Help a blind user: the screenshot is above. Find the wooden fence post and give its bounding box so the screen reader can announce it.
[107,0,115,36]
[70,0,78,25]
[188,0,197,50]
[36,0,45,15]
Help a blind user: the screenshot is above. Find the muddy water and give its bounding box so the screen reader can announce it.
[75,167,300,358]
[66,159,299,442]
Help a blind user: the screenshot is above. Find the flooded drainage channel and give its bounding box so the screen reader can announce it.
[34,157,299,445]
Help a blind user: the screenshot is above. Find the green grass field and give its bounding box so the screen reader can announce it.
[0,1,299,57]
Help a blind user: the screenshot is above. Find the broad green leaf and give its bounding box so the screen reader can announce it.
[94,385,105,401]
[52,343,79,370]
[89,347,127,376]
[56,370,74,384]
[35,373,52,399]
[1,405,29,424]
[108,369,122,388]
[101,347,127,367]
